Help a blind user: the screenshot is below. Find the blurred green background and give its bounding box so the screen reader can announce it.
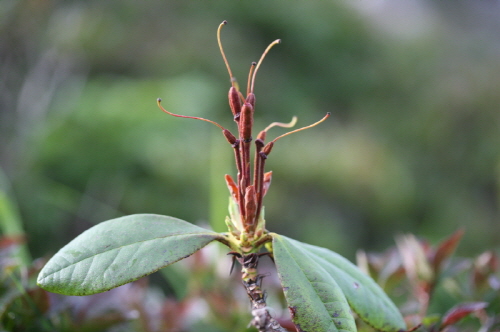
[1,0,499,262]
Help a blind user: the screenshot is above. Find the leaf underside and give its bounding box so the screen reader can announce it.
[272,234,357,332]
[37,214,221,295]
[272,234,406,332]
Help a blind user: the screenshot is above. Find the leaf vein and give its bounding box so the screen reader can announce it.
[41,232,215,279]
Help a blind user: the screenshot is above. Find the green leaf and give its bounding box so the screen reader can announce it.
[272,234,357,332]
[295,240,407,332]
[37,214,222,295]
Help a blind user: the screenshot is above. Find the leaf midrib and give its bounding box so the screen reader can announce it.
[40,231,217,279]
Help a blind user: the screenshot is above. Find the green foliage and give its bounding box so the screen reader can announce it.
[0,191,31,268]
[290,238,407,331]
[272,234,357,332]
[1,233,255,332]
[2,226,500,331]
[359,231,500,331]
[39,213,406,331]
[37,214,221,295]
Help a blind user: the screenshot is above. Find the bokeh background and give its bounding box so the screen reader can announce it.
[1,0,499,264]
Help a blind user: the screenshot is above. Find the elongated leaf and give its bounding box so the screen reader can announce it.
[297,241,406,332]
[432,228,464,274]
[38,214,222,295]
[441,302,488,328]
[272,234,356,332]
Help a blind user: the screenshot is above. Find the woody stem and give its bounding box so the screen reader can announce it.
[241,255,290,332]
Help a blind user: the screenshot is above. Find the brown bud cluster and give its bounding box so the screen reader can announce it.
[159,22,329,239]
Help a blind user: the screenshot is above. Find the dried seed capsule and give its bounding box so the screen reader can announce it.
[256,130,266,142]
[245,93,256,108]
[228,87,241,121]
[239,103,254,142]
[259,141,274,159]
[223,129,238,146]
